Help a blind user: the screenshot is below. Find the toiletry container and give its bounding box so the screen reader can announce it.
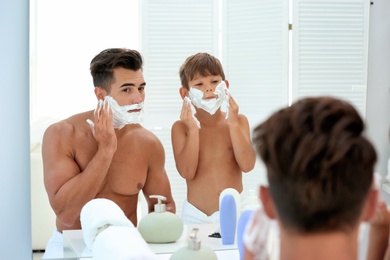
[219,188,241,221]
[244,189,260,210]
[138,195,183,243]
[170,228,217,260]
[237,209,254,260]
[220,193,237,245]
[236,190,257,259]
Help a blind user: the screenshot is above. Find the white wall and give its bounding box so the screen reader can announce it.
[0,0,32,259]
[366,0,390,177]
[30,0,140,123]
[29,0,141,250]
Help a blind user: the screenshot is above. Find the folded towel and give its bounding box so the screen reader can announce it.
[80,198,134,249]
[80,198,156,259]
[93,225,155,260]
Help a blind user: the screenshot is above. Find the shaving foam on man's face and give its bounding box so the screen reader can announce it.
[104,96,144,129]
[188,81,229,115]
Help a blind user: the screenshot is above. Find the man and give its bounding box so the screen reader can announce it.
[245,96,378,259]
[42,48,175,258]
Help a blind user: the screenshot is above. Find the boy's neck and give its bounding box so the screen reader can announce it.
[195,109,226,125]
[279,227,359,260]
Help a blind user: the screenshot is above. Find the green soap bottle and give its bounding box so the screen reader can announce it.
[138,195,183,243]
[170,228,218,260]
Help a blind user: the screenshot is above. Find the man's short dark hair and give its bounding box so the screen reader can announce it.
[90,48,143,92]
[253,96,377,233]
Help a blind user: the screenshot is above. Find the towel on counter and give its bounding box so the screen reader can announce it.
[80,198,155,259]
[93,225,155,260]
[80,198,133,249]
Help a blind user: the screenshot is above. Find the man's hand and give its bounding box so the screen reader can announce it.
[88,99,117,152]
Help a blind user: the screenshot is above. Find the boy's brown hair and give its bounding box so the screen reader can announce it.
[179,52,225,90]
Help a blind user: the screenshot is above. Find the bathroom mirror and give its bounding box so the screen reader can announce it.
[31,0,384,259]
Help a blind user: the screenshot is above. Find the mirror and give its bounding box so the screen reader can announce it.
[31,0,380,259]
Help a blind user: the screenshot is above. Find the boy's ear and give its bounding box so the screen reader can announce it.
[224,80,230,88]
[260,186,277,219]
[362,187,379,222]
[179,87,189,100]
[94,87,107,100]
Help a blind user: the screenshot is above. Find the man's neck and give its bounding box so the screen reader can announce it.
[279,228,359,260]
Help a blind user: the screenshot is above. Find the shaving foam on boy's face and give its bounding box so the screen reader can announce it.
[102,96,144,129]
[188,81,229,115]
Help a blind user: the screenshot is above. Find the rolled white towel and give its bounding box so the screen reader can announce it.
[93,225,155,260]
[81,198,156,259]
[80,198,134,249]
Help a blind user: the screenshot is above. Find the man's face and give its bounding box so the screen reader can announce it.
[109,67,146,112]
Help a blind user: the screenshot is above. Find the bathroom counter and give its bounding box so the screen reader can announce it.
[63,223,238,259]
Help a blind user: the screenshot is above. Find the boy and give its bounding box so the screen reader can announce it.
[171,52,256,224]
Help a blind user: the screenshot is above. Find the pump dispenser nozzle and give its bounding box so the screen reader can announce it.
[149,195,166,213]
[188,228,201,250]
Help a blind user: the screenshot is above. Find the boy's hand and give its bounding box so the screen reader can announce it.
[226,93,239,125]
[180,96,200,129]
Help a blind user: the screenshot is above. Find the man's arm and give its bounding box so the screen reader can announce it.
[171,99,200,180]
[143,136,176,214]
[43,103,117,227]
[226,96,256,173]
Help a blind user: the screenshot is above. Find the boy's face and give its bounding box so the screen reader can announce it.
[188,74,223,98]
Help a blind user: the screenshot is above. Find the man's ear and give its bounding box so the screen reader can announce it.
[362,187,379,222]
[179,87,188,100]
[94,87,107,100]
[260,185,277,219]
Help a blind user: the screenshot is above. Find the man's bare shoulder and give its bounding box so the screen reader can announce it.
[43,111,93,141]
[120,124,161,144]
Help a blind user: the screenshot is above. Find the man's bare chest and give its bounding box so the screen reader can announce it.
[74,135,149,195]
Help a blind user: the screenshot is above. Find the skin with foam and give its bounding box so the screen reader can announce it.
[87,96,144,129]
[188,81,229,115]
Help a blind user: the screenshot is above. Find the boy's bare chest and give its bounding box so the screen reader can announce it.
[198,126,233,158]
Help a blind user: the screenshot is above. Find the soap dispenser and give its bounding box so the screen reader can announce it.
[138,195,183,243]
[170,228,217,260]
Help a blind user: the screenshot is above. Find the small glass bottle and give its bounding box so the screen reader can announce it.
[170,228,217,260]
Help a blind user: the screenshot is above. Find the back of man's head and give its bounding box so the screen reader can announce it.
[253,96,377,233]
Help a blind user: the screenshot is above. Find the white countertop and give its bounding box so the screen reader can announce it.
[63,223,239,259]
